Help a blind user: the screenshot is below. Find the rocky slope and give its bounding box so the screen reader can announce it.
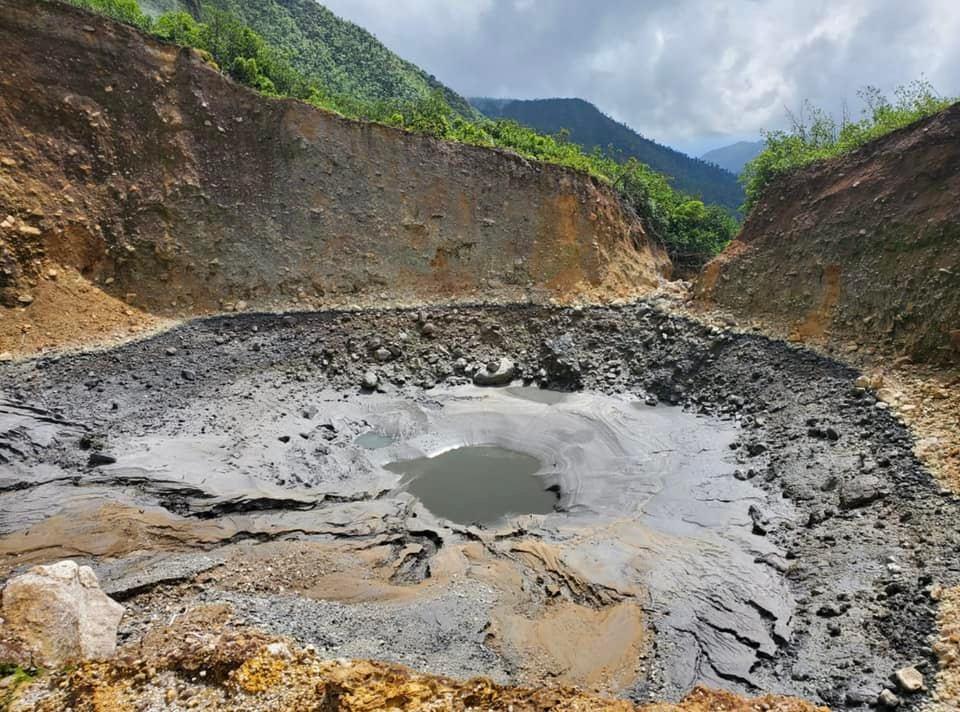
[0,0,667,357]
[696,103,960,365]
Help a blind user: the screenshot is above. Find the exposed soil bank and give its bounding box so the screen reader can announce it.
[0,0,667,358]
[2,302,959,709]
[696,103,960,366]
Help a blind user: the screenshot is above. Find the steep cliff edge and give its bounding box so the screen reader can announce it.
[696,103,960,365]
[0,0,667,355]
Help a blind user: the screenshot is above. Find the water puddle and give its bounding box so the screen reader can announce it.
[354,431,397,450]
[504,386,569,406]
[385,446,558,525]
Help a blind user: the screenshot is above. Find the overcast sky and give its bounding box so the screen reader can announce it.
[319,0,960,156]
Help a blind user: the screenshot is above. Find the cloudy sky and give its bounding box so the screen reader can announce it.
[320,0,960,156]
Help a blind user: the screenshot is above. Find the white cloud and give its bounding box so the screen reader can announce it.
[319,0,960,149]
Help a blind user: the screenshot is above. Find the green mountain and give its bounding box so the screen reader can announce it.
[141,0,477,117]
[472,97,744,213]
[701,140,764,175]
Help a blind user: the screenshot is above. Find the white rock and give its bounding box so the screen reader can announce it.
[893,665,924,693]
[1,560,124,667]
[265,642,292,659]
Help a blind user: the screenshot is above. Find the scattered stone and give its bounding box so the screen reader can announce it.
[0,352,13,362]
[844,688,875,706]
[748,504,768,536]
[180,369,196,381]
[374,347,392,362]
[0,560,124,667]
[361,371,379,390]
[892,666,924,693]
[278,435,291,444]
[877,689,900,708]
[539,333,582,388]
[16,293,33,305]
[420,322,436,337]
[87,452,117,467]
[165,347,178,356]
[473,357,517,386]
[816,603,844,618]
[839,476,887,510]
[301,405,318,419]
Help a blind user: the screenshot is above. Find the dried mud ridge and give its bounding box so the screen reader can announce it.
[2,302,959,709]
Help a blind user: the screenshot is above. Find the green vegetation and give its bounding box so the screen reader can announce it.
[0,664,38,709]
[68,0,152,28]
[473,97,745,215]
[59,0,737,267]
[184,0,479,118]
[742,80,957,212]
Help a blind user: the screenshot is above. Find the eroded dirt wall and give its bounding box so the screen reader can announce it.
[0,0,667,324]
[696,103,960,365]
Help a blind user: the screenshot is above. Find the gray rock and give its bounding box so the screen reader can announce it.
[845,688,876,706]
[361,371,379,390]
[539,333,582,388]
[473,357,516,387]
[878,689,900,707]
[374,347,392,362]
[839,476,887,510]
[87,452,117,467]
[748,504,768,536]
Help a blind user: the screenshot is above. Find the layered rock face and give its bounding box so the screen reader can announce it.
[697,103,960,365]
[0,0,667,321]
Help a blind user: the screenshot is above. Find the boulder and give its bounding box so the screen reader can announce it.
[473,357,516,386]
[1,560,124,667]
[838,475,887,510]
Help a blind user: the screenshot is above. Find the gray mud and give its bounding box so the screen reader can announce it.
[2,302,958,708]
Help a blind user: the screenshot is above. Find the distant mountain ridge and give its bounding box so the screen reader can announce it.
[142,0,477,117]
[701,141,764,175]
[472,97,744,212]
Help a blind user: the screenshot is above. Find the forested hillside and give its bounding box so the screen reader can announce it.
[143,0,477,116]
[472,97,744,213]
[700,141,763,175]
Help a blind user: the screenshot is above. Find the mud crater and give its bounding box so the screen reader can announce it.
[1,302,958,709]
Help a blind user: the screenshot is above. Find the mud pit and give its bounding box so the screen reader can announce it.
[2,302,959,708]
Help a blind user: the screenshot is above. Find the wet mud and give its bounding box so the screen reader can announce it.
[1,302,958,708]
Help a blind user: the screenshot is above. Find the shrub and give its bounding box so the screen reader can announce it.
[742,80,956,212]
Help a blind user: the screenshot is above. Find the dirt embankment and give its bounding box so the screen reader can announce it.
[696,103,960,366]
[0,0,668,356]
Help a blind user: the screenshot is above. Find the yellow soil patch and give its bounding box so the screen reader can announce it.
[11,605,827,711]
[0,262,167,359]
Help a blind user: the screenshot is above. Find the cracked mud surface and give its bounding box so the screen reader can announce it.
[2,302,959,708]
